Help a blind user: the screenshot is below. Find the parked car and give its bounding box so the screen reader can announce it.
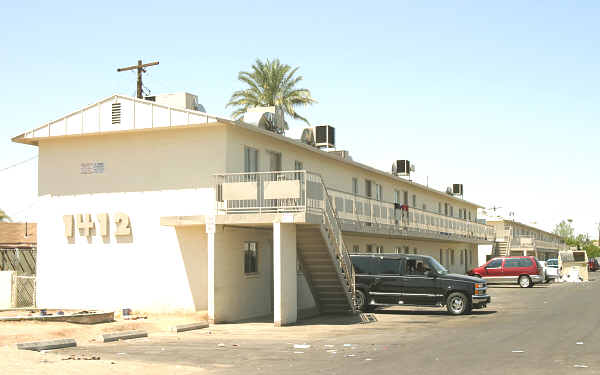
[350,254,490,315]
[545,258,560,281]
[588,258,599,272]
[467,256,544,288]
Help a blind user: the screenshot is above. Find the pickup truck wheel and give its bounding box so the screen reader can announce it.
[518,275,531,288]
[355,289,372,312]
[446,292,469,315]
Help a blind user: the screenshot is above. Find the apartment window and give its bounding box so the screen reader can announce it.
[404,246,410,254]
[412,194,416,208]
[439,249,444,265]
[438,202,442,213]
[352,178,359,195]
[449,206,454,217]
[366,244,373,253]
[376,184,383,201]
[352,245,360,253]
[267,150,282,172]
[450,249,455,265]
[403,191,408,205]
[244,146,258,172]
[422,204,427,211]
[468,211,472,221]
[444,203,448,216]
[394,190,400,204]
[365,180,373,198]
[460,250,464,265]
[294,160,303,179]
[413,248,418,254]
[244,241,258,274]
[469,249,473,265]
[394,246,401,254]
[376,245,384,254]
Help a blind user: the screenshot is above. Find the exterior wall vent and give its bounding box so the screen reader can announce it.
[111,103,122,124]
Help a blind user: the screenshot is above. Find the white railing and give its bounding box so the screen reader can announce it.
[327,187,495,241]
[214,170,495,241]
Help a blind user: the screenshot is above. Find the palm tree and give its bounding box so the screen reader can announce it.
[0,209,10,222]
[227,58,317,129]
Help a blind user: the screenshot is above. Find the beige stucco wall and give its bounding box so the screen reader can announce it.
[38,125,227,196]
[225,126,478,220]
[343,235,479,274]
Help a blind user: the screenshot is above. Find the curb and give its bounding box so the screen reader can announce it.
[171,322,209,333]
[17,338,77,351]
[100,330,148,343]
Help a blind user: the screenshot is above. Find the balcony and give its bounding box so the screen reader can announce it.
[213,171,494,244]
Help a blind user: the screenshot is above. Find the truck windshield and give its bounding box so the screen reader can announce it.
[428,258,448,275]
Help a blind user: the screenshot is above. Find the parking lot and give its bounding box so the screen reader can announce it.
[3,275,600,375]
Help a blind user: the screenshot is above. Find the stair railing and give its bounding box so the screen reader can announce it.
[310,173,356,312]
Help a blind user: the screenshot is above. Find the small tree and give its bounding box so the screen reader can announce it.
[0,209,10,222]
[553,220,575,240]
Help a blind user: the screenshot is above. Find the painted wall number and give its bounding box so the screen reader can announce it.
[63,212,131,239]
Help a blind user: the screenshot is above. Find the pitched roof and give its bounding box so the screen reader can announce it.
[0,223,37,248]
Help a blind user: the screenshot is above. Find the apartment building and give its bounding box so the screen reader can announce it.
[486,219,566,260]
[12,93,495,326]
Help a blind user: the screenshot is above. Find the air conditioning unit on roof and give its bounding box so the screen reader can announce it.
[314,125,335,148]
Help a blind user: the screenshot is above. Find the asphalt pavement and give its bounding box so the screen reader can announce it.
[56,275,600,374]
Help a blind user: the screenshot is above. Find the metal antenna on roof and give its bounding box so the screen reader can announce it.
[117,59,159,99]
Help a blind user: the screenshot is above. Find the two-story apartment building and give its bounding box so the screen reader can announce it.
[486,219,566,261]
[12,93,495,326]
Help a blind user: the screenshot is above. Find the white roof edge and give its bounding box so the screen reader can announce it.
[12,94,485,208]
[12,94,230,144]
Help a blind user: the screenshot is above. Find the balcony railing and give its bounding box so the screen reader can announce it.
[214,170,495,241]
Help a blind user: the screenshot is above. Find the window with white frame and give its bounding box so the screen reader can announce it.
[353,244,360,253]
[395,246,401,254]
[366,244,373,253]
[394,190,400,204]
[412,194,416,208]
[376,245,384,254]
[244,241,258,274]
[244,146,258,172]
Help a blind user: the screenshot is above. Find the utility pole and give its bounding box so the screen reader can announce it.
[117,59,159,99]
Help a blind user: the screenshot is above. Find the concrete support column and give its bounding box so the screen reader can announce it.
[273,222,297,327]
[207,218,218,324]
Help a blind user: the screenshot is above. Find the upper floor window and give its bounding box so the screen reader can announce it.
[468,211,472,221]
[376,245,384,254]
[394,190,400,204]
[412,194,416,208]
[422,204,427,211]
[244,146,259,172]
[449,206,454,217]
[352,178,359,195]
[439,202,442,213]
[365,180,373,198]
[353,244,360,253]
[267,150,282,172]
[294,160,303,170]
[403,191,408,205]
[376,184,383,201]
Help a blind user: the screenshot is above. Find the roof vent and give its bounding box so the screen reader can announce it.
[111,103,121,125]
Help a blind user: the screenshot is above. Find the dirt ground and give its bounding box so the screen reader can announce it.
[0,310,208,347]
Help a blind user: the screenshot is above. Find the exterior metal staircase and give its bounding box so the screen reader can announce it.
[296,175,356,314]
[494,227,513,257]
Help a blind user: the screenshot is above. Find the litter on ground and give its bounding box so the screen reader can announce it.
[293,344,311,349]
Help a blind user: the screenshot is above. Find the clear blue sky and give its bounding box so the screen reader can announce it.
[1,1,599,237]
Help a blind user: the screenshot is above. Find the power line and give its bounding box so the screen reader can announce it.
[0,155,38,173]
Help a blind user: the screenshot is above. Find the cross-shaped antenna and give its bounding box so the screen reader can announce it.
[117,59,159,99]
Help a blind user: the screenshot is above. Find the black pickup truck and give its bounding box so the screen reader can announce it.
[351,254,490,315]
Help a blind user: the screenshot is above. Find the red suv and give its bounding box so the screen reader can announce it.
[467,256,544,288]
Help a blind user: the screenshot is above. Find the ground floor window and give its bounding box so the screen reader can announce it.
[353,245,360,253]
[450,249,455,265]
[395,246,401,254]
[439,249,443,264]
[413,248,418,254]
[244,241,258,274]
[366,244,373,253]
[404,246,410,254]
[376,245,384,254]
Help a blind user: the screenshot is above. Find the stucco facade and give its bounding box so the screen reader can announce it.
[13,94,494,325]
